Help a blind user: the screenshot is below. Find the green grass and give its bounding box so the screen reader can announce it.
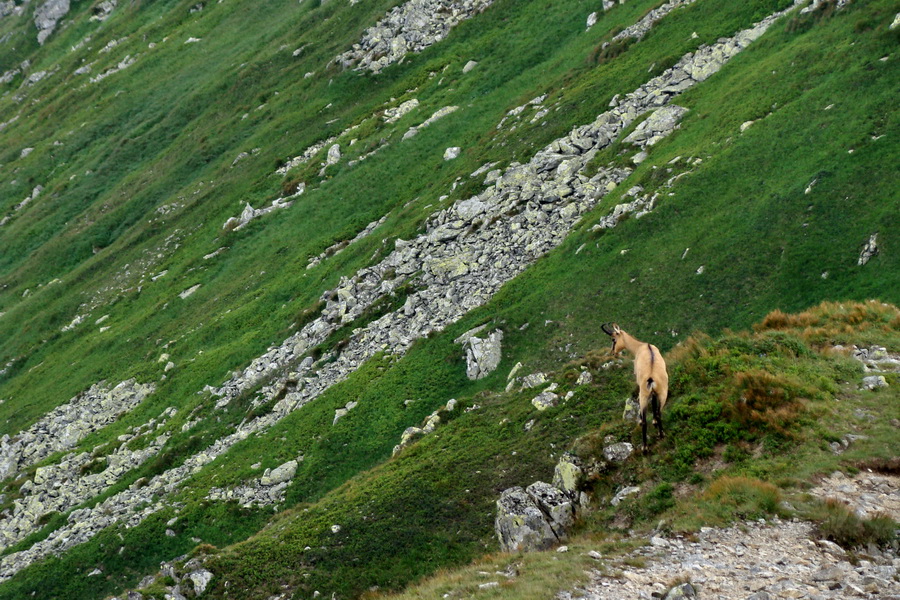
[0,0,897,598]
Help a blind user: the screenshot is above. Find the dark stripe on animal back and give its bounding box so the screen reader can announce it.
[648,344,655,367]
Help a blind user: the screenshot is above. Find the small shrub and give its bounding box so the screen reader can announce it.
[589,37,636,66]
[722,443,749,463]
[702,476,781,520]
[281,177,304,196]
[813,499,898,549]
[725,369,810,435]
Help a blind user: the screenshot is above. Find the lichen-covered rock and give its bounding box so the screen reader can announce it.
[187,568,213,595]
[336,0,495,73]
[495,487,558,552]
[460,329,503,380]
[34,0,70,45]
[624,105,689,148]
[525,481,575,535]
[552,452,584,498]
[603,442,634,463]
[858,233,878,265]
[260,460,298,486]
[861,375,888,390]
[383,98,419,123]
[532,390,559,411]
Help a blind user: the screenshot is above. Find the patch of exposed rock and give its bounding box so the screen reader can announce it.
[0,379,155,482]
[811,470,900,521]
[90,0,117,22]
[0,407,174,551]
[612,0,696,43]
[393,398,458,455]
[496,483,576,552]
[496,445,631,552]
[456,325,503,380]
[858,233,878,265]
[336,0,494,73]
[112,556,214,600]
[565,517,898,600]
[207,459,299,508]
[34,0,69,45]
[222,198,294,231]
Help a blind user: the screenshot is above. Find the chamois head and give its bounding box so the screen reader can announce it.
[601,322,624,355]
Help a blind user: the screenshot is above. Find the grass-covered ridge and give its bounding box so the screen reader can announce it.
[0,0,897,598]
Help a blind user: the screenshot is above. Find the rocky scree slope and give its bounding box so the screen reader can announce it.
[0,0,896,598]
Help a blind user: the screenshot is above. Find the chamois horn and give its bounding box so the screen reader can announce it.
[601,323,614,336]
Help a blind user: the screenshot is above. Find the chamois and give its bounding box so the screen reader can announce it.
[601,323,669,453]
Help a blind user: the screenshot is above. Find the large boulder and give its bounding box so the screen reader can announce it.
[525,481,575,535]
[260,460,297,486]
[34,0,70,44]
[458,328,503,380]
[495,487,559,552]
[552,452,584,499]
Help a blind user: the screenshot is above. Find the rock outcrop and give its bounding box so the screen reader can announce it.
[34,0,69,45]
[0,379,154,483]
[336,0,494,73]
[207,459,299,508]
[222,198,294,231]
[456,327,503,380]
[495,483,574,552]
[392,398,458,455]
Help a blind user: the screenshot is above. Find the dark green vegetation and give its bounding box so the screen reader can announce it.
[0,0,897,598]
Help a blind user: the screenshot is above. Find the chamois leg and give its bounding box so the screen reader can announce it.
[652,391,664,440]
[638,390,650,454]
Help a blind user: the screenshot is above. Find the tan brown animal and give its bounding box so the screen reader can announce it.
[601,323,669,453]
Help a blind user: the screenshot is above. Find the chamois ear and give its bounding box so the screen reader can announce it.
[612,323,621,335]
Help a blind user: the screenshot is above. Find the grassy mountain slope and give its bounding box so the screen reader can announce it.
[0,0,897,598]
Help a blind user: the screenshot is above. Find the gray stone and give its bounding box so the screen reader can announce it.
[34,0,70,45]
[495,487,559,552]
[858,233,878,265]
[552,453,584,498]
[326,144,341,166]
[187,569,213,595]
[610,485,640,506]
[861,375,888,390]
[461,329,503,380]
[624,105,689,148]
[532,391,559,411]
[260,460,298,486]
[525,481,575,535]
[663,582,697,599]
[383,98,419,123]
[443,146,461,160]
[602,442,633,463]
[462,60,478,73]
[336,0,495,73]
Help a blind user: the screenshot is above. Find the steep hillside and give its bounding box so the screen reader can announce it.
[0,0,897,598]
